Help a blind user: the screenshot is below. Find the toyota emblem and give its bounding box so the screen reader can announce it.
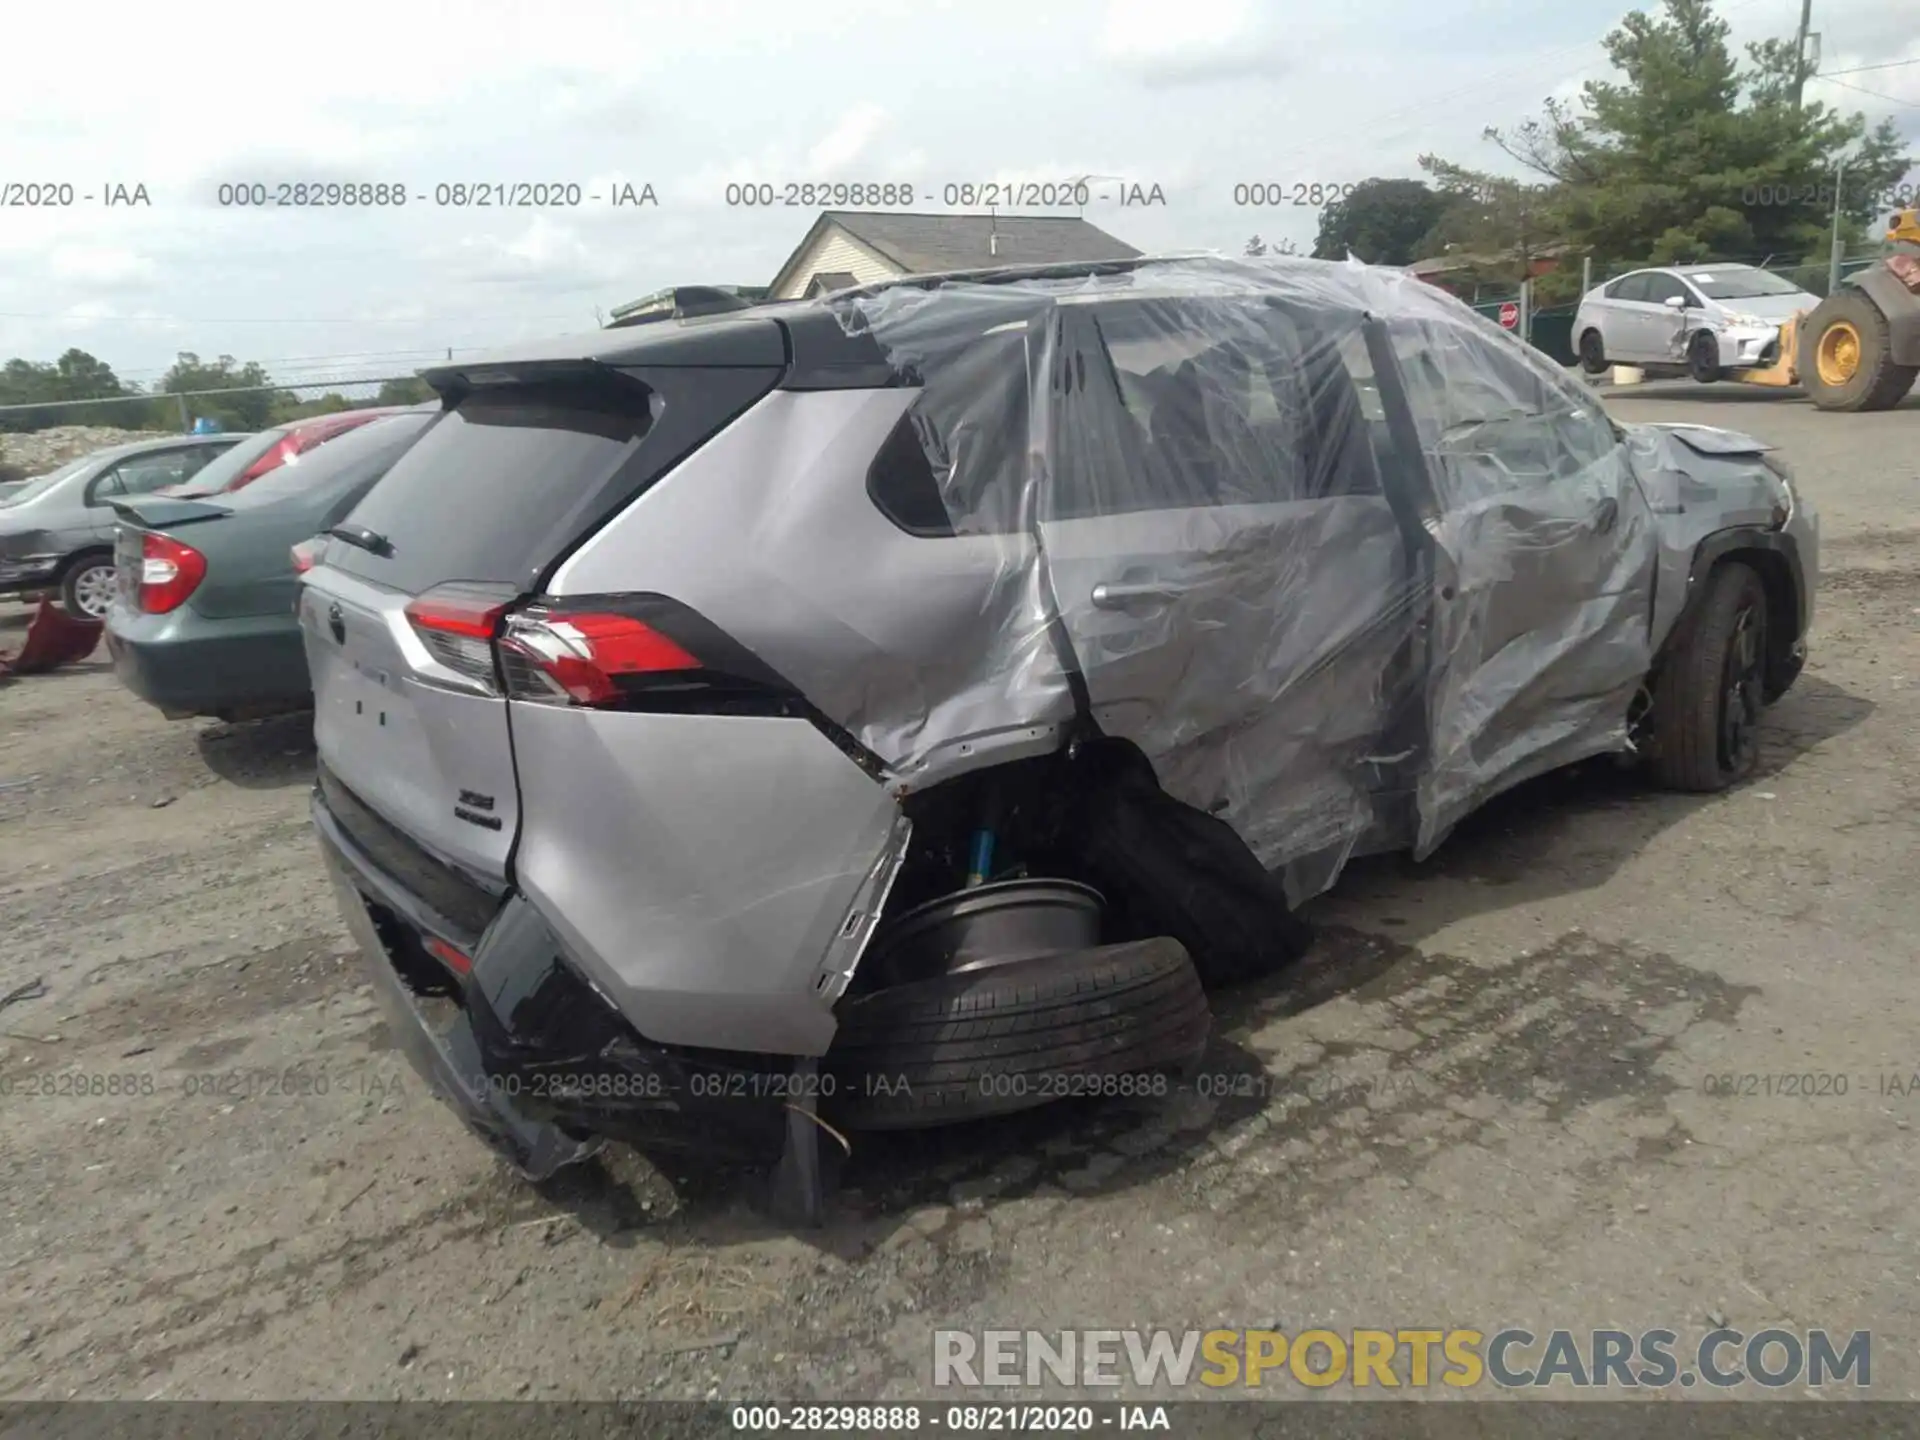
[327,602,346,644]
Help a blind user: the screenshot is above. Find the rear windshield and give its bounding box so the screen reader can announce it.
[181,428,288,491]
[227,411,435,508]
[324,382,653,594]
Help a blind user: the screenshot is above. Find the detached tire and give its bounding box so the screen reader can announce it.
[826,937,1210,1131]
[1798,289,1919,412]
[1648,561,1769,792]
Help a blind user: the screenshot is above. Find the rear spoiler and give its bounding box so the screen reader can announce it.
[110,496,232,530]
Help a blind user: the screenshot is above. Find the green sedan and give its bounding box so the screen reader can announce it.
[106,408,437,722]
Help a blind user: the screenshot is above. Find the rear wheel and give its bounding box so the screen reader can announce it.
[57,551,116,620]
[825,937,1210,1130]
[1578,328,1608,375]
[1648,561,1769,792]
[1798,289,1919,412]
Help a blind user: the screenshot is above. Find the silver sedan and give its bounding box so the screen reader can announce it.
[1573,264,1818,381]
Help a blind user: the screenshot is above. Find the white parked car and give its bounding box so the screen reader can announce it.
[1573,264,1819,382]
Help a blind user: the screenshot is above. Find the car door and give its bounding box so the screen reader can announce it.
[1599,272,1658,359]
[1637,271,1696,363]
[1034,293,1417,872]
[1385,313,1659,850]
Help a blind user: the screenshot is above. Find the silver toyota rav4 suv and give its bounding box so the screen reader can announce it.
[302,256,1816,1215]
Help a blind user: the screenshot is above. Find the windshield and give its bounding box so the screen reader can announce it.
[1687,268,1807,299]
[1,454,94,505]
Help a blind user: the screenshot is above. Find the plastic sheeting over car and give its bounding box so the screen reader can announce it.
[823,256,1660,903]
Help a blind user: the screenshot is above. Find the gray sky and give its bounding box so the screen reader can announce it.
[1,0,1913,392]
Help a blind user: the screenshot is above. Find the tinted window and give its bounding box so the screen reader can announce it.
[327,381,654,593]
[1641,272,1690,305]
[228,412,435,508]
[866,412,953,535]
[91,449,200,500]
[1605,273,1650,302]
[1053,298,1383,517]
[1688,267,1806,300]
[871,326,1033,537]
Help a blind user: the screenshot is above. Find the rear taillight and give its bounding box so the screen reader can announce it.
[291,537,325,574]
[403,582,516,685]
[498,609,702,707]
[137,533,207,614]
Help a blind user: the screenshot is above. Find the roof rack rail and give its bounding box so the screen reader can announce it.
[819,252,1253,304]
[605,285,770,328]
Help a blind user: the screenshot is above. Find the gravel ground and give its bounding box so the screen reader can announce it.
[1,383,1915,1403]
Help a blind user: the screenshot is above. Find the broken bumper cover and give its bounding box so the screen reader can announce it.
[0,554,63,596]
[313,790,791,1179]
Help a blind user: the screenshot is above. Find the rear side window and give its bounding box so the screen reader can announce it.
[327,382,650,593]
[1606,273,1650,302]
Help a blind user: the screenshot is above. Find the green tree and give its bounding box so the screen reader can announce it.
[1441,0,1909,278]
[1312,179,1456,265]
[0,349,157,432]
[271,391,360,423]
[158,352,287,431]
[374,376,435,405]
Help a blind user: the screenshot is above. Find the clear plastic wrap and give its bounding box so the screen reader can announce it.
[830,256,1659,903]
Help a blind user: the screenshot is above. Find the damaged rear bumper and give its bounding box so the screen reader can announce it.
[313,788,791,1179]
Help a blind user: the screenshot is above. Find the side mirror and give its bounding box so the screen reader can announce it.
[1663,295,1687,310]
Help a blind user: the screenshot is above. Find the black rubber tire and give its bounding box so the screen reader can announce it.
[1687,329,1724,384]
[57,550,116,620]
[1797,288,1919,413]
[1648,561,1769,793]
[1577,328,1608,376]
[825,937,1210,1131]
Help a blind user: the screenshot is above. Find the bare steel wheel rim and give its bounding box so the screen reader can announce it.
[72,563,116,618]
[1815,320,1861,387]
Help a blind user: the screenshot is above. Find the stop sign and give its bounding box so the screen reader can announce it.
[1498,301,1520,330]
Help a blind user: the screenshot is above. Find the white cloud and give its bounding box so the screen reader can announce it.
[1098,0,1284,85]
[806,105,889,173]
[47,246,156,287]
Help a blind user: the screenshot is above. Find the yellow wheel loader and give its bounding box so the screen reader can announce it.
[1732,208,1920,411]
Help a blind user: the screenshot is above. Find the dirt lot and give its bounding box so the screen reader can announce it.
[1,384,1916,1403]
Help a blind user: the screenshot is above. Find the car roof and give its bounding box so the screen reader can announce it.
[87,432,253,462]
[425,255,1400,394]
[1670,263,1763,274]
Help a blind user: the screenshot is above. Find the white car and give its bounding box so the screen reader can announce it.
[1573,264,1818,382]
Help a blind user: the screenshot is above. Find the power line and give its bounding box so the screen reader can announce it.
[1814,74,1920,108]
[1818,58,1920,78]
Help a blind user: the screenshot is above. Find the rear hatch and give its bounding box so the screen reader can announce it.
[299,356,781,887]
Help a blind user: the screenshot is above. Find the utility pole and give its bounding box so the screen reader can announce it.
[1791,0,1813,109]
[1828,154,1848,293]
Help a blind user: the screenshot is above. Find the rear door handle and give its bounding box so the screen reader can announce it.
[1092,580,1187,609]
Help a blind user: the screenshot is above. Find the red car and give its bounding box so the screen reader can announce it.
[156,408,407,499]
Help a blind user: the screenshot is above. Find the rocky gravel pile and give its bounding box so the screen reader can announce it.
[0,425,172,479]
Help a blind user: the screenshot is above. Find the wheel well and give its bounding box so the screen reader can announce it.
[55,545,113,579]
[1713,548,1800,698]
